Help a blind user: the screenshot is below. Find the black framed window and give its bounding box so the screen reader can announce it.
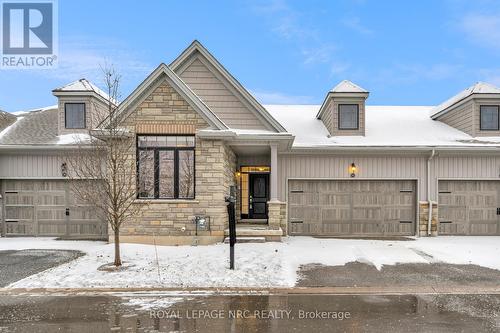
[480,105,499,131]
[64,103,86,129]
[137,135,195,199]
[338,104,359,130]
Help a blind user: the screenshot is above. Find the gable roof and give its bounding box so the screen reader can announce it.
[267,104,500,149]
[316,80,369,119]
[169,40,286,132]
[53,78,115,104]
[431,82,500,119]
[107,63,228,130]
[330,80,368,93]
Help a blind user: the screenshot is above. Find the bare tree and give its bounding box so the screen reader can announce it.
[66,65,143,266]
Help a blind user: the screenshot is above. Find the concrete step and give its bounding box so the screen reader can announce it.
[224,227,282,237]
[224,236,266,244]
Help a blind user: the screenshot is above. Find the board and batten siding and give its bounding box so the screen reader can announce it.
[278,153,500,202]
[178,56,269,130]
[430,155,500,200]
[278,154,427,201]
[0,154,64,178]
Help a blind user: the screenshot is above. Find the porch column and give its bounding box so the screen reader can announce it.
[270,143,278,201]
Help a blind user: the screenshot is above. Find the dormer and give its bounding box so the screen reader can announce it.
[316,80,369,136]
[52,79,111,135]
[431,82,500,137]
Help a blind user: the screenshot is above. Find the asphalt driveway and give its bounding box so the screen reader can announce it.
[297,261,500,288]
[0,249,84,287]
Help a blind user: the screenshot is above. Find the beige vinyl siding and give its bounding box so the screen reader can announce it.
[321,99,334,134]
[323,97,366,136]
[474,98,500,137]
[0,153,63,178]
[278,153,500,202]
[278,154,427,201]
[430,154,500,201]
[436,100,474,136]
[179,57,268,130]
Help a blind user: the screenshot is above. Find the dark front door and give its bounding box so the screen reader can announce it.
[249,174,269,219]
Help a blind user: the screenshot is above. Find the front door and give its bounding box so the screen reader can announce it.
[249,174,269,219]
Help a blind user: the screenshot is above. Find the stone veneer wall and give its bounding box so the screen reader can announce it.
[418,201,438,237]
[117,80,237,245]
[268,201,287,233]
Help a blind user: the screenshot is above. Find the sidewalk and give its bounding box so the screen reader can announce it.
[2,285,500,296]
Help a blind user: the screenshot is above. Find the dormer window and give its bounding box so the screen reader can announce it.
[480,105,499,131]
[65,103,86,129]
[339,104,359,130]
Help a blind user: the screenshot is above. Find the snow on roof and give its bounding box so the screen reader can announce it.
[265,104,500,148]
[12,104,58,115]
[330,80,368,93]
[56,133,91,145]
[53,78,113,102]
[0,116,24,139]
[431,82,500,118]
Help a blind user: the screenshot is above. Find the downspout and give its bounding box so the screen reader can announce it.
[427,149,436,236]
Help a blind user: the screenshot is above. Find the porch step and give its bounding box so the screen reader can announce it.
[239,219,268,224]
[224,227,283,237]
[223,236,266,244]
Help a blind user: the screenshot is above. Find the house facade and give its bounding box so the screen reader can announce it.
[1,40,500,244]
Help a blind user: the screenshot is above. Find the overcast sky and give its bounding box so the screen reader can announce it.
[1,0,500,111]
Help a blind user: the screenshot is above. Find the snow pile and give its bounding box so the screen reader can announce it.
[3,236,500,289]
[56,133,91,145]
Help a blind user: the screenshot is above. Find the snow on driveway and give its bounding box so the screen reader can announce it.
[1,236,499,289]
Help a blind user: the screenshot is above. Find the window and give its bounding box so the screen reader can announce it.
[137,135,195,199]
[64,103,86,129]
[480,105,499,131]
[338,104,359,130]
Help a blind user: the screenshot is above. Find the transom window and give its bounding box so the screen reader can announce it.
[65,103,86,129]
[480,105,499,131]
[338,104,359,130]
[137,135,195,199]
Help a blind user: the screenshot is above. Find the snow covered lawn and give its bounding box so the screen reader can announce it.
[1,236,499,289]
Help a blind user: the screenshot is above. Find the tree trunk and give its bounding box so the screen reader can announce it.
[114,228,122,266]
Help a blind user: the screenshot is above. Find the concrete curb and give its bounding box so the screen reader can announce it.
[1,286,500,296]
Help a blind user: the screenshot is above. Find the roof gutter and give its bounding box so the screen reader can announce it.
[427,149,436,237]
[287,145,500,153]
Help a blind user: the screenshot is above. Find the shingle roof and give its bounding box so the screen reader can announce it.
[330,80,368,93]
[431,82,500,118]
[53,78,112,102]
[0,107,59,145]
[0,111,17,133]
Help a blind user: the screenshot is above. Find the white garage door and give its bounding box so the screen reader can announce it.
[288,180,417,237]
[2,180,107,239]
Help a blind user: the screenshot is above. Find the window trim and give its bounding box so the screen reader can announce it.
[64,103,86,129]
[338,104,360,130]
[479,105,500,131]
[136,134,196,200]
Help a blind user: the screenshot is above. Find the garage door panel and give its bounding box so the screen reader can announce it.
[288,180,416,237]
[438,180,500,236]
[2,180,106,238]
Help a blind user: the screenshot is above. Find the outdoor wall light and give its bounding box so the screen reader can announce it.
[349,162,357,178]
[61,162,68,177]
[235,171,241,178]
